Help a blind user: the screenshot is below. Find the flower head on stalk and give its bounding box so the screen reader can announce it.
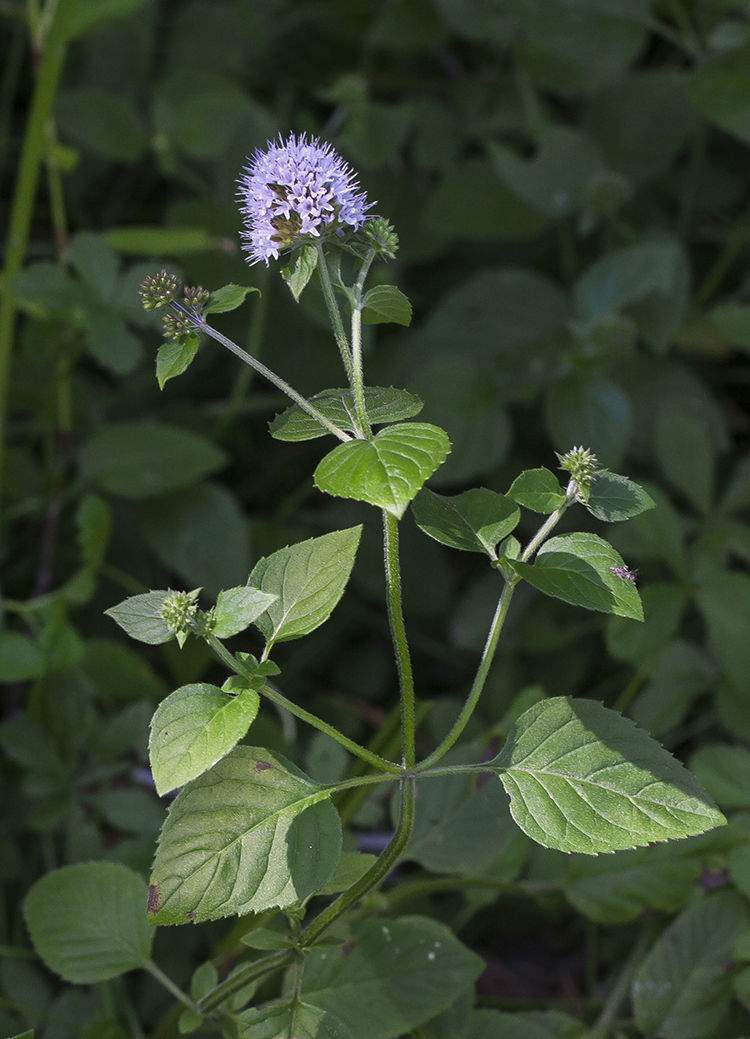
[237,134,371,266]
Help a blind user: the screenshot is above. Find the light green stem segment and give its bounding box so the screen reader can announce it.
[300,775,416,949]
[418,486,576,771]
[198,321,352,443]
[315,242,355,386]
[204,634,402,775]
[197,948,294,1015]
[0,0,79,509]
[350,303,371,440]
[143,961,198,1013]
[382,511,417,771]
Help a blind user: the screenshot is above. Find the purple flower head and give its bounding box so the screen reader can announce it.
[238,134,371,266]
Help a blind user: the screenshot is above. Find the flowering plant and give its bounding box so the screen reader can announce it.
[22,136,725,1038]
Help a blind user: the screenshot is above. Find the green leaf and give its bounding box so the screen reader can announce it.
[544,375,631,470]
[631,641,715,738]
[249,527,362,646]
[696,572,750,693]
[105,591,173,645]
[67,231,119,302]
[466,1008,585,1039]
[281,245,318,302]
[606,583,686,667]
[56,88,146,163]
[656,399,716,514]
[149,684,261,795]
[205,284,260,315]
[689,744,750,810]
[103,226,216,255]
[85,308,144,376]
[75,493,111,571]
[213,586,278,638]
[318,852,377,895]
[510,532,643,620]
[507,469,566,514]
[148,746,341,924]
[411,487,519,557]
[239,1002,352,1039]
[23,862,152,983]
[300,916,484,1039]
[493,696,725,855]
[688,48,750,147]
[269,387,423,442]
[79,420,226,500]
[361,285,412,326]
[585,471,656,522]
[156,335,200,388]
[68,0,149,39]
[314,423,450,519]
[0,634,44,682]
[633,891,746,1039]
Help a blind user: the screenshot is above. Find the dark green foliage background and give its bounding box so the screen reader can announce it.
[5,0,750,1036]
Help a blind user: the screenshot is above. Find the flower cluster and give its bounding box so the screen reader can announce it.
[557,446,599,502]
[237,134,371,265]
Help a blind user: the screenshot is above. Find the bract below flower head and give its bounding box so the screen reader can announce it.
[238,134,371,266]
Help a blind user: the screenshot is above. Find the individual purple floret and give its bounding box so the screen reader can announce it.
[237,134,371,265]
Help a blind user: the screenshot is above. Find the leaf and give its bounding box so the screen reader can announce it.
[507,469,566,514]
[56,88,146,163]
[361,285,412,326]
[23,862,152,983]
[148,746,341,924]
[239,1002,353,1039]
[281,245,318,302]
[466,1008,585,1039]
[156,335,200,388]
[67,231,119,303]
[79,420,226,500]
[696,572,750,693]
[149,684,261,795]
[318,852,377,895]
[249,527,362,646]
[0,634,44,682]
[689,744,750,810]
[314,423,450,519]
[269,387,423,442]
[633,891,746,1039]
[585,471,656,522]
[68,0,149,39]
[509,532,643,620]
[688,48,750,147]
[544,375,631,470]
[493,696,725,855]
[213,586,278,638]
[300,916,484,1039]
[656,399,716,514]
[411,487,519,557]
[606,583,686,667]
[205,284,260,315]
[105,591,173,645]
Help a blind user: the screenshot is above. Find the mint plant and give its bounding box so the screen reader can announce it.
[20,134,726,1038]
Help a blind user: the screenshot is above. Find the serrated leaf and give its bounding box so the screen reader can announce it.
[249,527,362,646]
[507,469,566,513]
[24,863,152,983]
[205,284,260,315]
[105,591,173,645]
[213,586,278,638]
[411,487,519,557]
[281,244,318,301]
[149,684,260,795]
[585,471,656,522]
[300,916,484,1039]
[510,532,643,620]
[633,891,746,1039]
[314,423,450,519]
[361,285,412,326]
[493,696,725,855]
[148,746,341,924]
[270,387,423,442]
[156,334,199,389]
[239,1002,352,1039]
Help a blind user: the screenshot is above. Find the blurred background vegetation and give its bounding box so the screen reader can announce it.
[6,0,750,1035]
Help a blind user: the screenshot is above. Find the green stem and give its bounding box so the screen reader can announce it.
[0,0,79,512]
[383,511,416,771]
[315,243,354,385]
[418,486,576,771]
[204,633,402,775]
[198,320,351,443]
[587,925,653,1039]
[299,776,416,949]
[143,962,198,1013]
[350,303,371,440]
[197,949,294,1015]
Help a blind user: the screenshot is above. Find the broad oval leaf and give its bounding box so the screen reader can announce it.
[510,532,643,620]
[507,468,566,514]
[149,684,260,795]
[248,527,362,647]
[585,470,656,522]
[205,284,260,315]
[239,1002,352,1039]
[633,891,746,1039]
[361,285,412,326]
[0,633,44,682]
[300,916,484,1039]
[411,487,519,557]
[213,586,278,638]
[493,696,725,855]
[105,591,172,645]
[156,334,199,389]
[148,746,341,924]
[314,423,450,519]
[24,862,152,983]
[270,387,423,442]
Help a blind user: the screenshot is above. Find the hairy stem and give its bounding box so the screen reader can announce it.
[315,242,355,385]
[204,634,402,775]
[350,303,372,440]
[143,962,198,1013]
[197,949,294,1015]
[383,511,417,771]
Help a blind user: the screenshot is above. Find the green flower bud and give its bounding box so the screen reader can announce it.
[160,589,200,647]
[362,217,399,259]
[557,446,600,503]
[140,270,180,310]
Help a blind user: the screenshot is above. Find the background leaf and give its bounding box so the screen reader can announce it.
[270,387,423,442]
